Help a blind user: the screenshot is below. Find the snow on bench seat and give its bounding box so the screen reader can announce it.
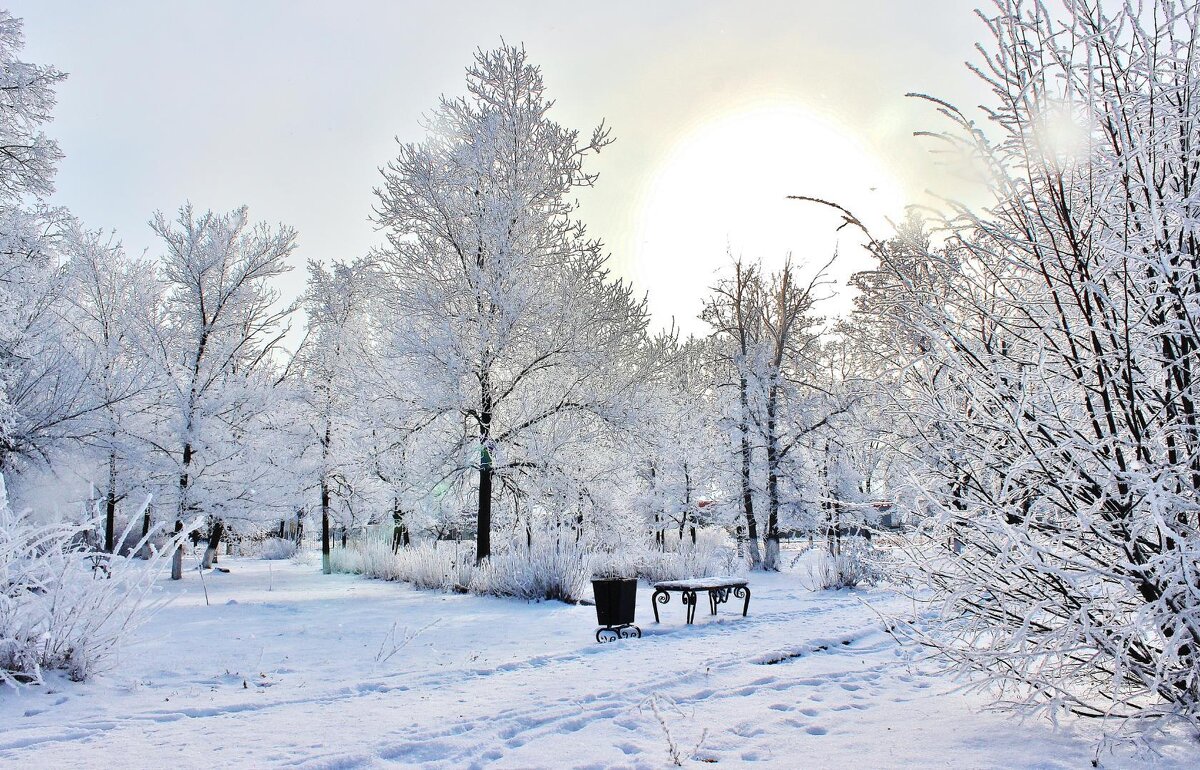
[652,577,747,591]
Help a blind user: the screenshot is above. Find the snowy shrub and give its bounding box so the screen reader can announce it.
[448,550,475,593]
[331,539,592,602]
[583,528,746,585]
[403,543,470,592]
[808,537,880,590]
[325,543,357,573]
[590,549,642,580]
[104,514,166,558]
[290,545,319,567]
[329,540,472,592]
[471,542,590,602]
[329,540,402,580]
[636,535,747,584]
[0,477,172,686]
[257,537,297,560]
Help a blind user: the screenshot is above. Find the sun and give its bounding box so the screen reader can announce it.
[632,101,906,334]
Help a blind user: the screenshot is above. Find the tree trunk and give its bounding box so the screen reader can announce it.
[477,455,492,563]
[680,463,691,542]
[763,382,781,571]
[140,504,152,559]
[739,375,762,568]
[104,452,117,553]
[392,499,407,554]
[171,519,184,580]
[321,478,331,574]
[201,518,223,569]
[476,374,493,564]
[173,441,193,580]
[764,536,780,571]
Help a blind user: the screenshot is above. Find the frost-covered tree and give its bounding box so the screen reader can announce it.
[816,331,909,517]
[0,12,61,207]
[373,44,648,562]
[844,216,961,525]
[292,257,379,573]
[631,336,724,548]
[0,11,105,473]
[830,0,1200,726]
[62,226,157,552]
[750,258,835,570]
[703,257,840,569]
[703,259,765,567]
[145,204,296,578]
[0,13,179,686]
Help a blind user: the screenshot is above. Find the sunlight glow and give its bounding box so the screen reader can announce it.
[632,101,907,333]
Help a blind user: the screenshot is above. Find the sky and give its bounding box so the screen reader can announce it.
[10,1,989,337]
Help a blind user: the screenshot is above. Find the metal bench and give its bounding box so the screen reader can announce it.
[651,577,750,624]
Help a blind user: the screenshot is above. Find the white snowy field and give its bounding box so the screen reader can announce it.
[0,548,1194,769]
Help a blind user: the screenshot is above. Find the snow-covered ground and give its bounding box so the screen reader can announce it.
[0,548,1194,769]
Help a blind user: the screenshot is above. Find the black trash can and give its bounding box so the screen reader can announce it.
[592,578,638,627]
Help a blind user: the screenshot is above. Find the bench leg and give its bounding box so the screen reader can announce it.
[735,586,751,617]
[684,590,697,624]
[651,589,666,623]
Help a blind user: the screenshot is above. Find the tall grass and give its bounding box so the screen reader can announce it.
[329,540,474,592]
[471,542,589,602]
[1,476,176,686]
[330,527,746,602]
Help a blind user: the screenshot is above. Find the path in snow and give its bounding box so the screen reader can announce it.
[0,550,1192,768]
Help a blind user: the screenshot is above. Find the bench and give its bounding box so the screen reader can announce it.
[651,577,750,624]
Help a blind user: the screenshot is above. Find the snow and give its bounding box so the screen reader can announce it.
[0,548,1193,769]
[653,577,748,590]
